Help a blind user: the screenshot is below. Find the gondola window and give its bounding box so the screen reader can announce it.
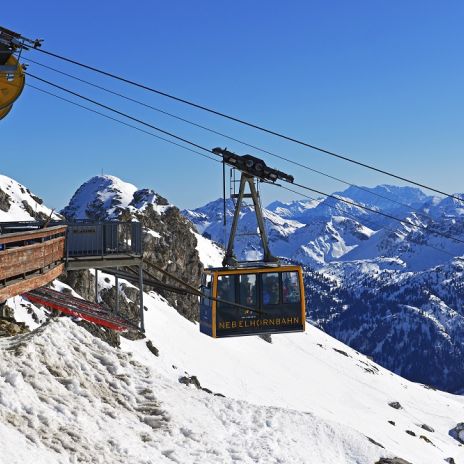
[282,272,301,304]
[262,272,280,305]
[217,274,235,309]
[239,274,257,308]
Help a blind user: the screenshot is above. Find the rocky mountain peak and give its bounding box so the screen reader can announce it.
[62,174,206,321]
[61,175,138,220]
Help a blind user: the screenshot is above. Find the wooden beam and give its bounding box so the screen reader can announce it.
[0,264,64,303]
[0,225,67,245]
[0,236,65,281]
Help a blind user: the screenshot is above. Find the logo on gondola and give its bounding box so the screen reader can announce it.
[218,317,300,330]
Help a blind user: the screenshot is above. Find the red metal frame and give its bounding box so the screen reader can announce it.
[24,287,138,332]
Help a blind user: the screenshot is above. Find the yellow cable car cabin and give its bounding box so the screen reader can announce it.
[199,149,307,338]
[0,26,41,121]
[200,265,305,338]
[0,26,42,121]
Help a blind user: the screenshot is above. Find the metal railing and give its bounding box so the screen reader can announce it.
[0,220,143,259]
[66,221,142,258]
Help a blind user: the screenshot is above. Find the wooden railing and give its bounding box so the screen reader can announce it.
[0,226,67,302]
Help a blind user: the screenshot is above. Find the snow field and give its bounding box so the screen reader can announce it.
[122,290,464,464]
[0,319,383,464]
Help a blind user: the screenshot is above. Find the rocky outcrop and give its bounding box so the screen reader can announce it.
[60,270,96,302]
[375,459,412,464]
[129,204,202,321]
[0,319,29,337]
[0,188,11,212]
[20,199,52,222]
[388,402,403,410]
[61,176,204,323]
[0,175,61,221]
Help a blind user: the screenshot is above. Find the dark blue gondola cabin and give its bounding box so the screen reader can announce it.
[200,265,306,338]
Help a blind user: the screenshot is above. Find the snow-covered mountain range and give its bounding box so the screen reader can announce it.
[184,185,464,270]
[184,184,464,393]
[2,173,464,463]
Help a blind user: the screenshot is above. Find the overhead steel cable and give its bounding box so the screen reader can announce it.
[26,72,212,155]
[25,57,461,246]
[32,46,464,203]
[26,84,220,164]
[23,56,441,226]
[27,72,464,249]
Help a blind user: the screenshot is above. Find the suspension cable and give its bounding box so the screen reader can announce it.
[32,46,464,203]
[28,73,464,249]
[26,84,220,164]
[26,72,212,154]
[23,56,441,225]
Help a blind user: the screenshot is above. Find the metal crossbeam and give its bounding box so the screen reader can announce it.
[223,173,278,267]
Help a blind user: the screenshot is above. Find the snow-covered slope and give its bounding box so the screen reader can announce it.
[192,230,224,268]
[122,291,464,464]
[6,284,464,464]
[0,317,390,464]
[0,174,61,222]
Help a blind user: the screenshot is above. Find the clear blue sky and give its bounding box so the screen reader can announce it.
[2,1,463,210]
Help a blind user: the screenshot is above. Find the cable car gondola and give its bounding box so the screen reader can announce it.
[0,26,42,121]
[200,148,306,338]
[0,55,25,111]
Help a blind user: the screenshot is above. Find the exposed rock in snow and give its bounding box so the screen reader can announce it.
[0,319,29,337]
[375,458,412,464]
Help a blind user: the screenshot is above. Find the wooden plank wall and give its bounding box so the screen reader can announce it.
[0,226,67,303]
[0,237,65,281]
[0,264,65,302]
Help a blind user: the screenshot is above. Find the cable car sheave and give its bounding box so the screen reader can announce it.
[200,148,306,338]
